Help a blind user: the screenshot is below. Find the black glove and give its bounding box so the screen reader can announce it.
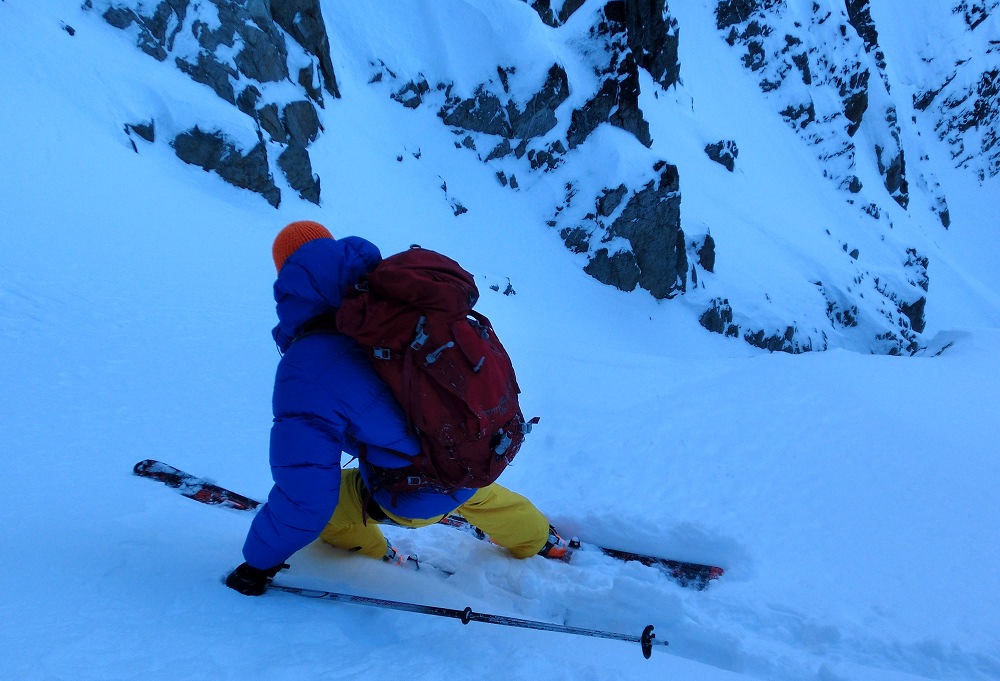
[225,562,288,596]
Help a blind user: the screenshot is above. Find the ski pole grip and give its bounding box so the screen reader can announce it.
[641,625,656,659]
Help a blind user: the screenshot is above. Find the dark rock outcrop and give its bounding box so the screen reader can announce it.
[699,298,824,353]
[372,1,682,302]
[439,64,569,140]
[874,109,909,209]
[715,0,896,200]
[566,52,651,148]
[521,0,587,27]
[697,234,716,273]
[606,163,685,298]
[904,1,999,183]
[269,0,341,99]
[92,0,335,206]
[584,249,643,292]
[844,0,887,79]
[172,126,280,207]
[99,1,185,62]
[278,144,321,204]
[567,4,654,149]
[705,140,739,171]
[917,66,1000,181]
[125,120,155,143]
[618,0,681,89]
[579,163,686,299]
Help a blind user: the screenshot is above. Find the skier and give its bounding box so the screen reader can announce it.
[226,221,566,596]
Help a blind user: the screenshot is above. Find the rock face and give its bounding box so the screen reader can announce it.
[912,1,1000,182]
[439,65,570,141]
[714,0,960,231]
[269,0,340,100]
[566,3,655,149]
[522,0,680,92]
[705,140,739,171]
[374,1,686,300]
[89,0,334,206]
[91,0,995,356]
[583,163,686,298]
[702,0,969,354]
[173,127,281,207]
[521,0,588,27]
[618,0,681,90]
[715,0,880,196]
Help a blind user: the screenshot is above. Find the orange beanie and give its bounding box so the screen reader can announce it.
[272,220,334,272]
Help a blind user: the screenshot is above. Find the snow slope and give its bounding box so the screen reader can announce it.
[2,1,999,680]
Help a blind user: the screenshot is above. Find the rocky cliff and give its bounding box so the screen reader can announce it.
[90,0,335,206]
[87,0,998,355]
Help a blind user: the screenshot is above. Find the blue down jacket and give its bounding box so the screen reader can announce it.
[242,236,475,569]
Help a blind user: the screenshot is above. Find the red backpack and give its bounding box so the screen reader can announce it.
[336,246,536,494]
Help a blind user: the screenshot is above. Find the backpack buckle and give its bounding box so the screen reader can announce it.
[493,433,512,457]
[410,316,429,350]
[406,475,423,486]
[373,347,391,360]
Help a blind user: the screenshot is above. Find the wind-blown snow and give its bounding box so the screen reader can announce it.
[1,1,999,680]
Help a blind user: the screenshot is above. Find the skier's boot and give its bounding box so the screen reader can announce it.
[537,525,570,560]
[383,541,420,569]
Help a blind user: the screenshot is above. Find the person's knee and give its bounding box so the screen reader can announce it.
[459,484,550,558]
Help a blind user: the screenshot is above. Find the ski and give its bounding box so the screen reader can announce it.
[134,459,723,589]
[438,514,723,589]
[133,459,261,511]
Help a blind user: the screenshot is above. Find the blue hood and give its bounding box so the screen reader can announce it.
[271,236,381,352]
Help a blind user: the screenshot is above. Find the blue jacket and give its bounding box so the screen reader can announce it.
[242,236,475,569]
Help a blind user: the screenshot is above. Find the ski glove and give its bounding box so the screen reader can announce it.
[225,562,289,596]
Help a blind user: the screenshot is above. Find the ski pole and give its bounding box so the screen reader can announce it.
[270,584,667,659]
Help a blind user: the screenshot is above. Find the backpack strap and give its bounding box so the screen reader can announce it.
[294,311,340,342]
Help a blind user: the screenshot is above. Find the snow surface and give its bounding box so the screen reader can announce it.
[2,1,999,680]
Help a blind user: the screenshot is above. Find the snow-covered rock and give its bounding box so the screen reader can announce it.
[90,0,333,205]
[77,0,998,356]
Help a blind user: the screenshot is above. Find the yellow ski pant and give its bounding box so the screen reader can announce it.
[320,468,550,560]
